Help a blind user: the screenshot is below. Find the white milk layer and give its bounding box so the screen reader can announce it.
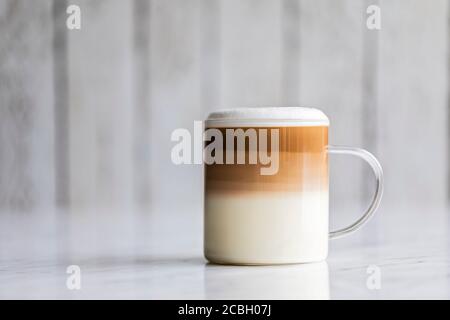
[204,192,329,264]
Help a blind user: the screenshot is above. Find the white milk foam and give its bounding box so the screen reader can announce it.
[206,107,329,127]
[204,192,329,264]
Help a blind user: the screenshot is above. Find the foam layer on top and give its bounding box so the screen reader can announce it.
[206,107,329,127]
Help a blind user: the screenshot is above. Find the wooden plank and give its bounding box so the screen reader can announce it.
[377,0,448,210]
[53,0,70,208]
[0,0,55,213]
[361,0,380,202]
[282,0,301,106]
[68,0,134,211]
[220,0,283,107]
[133,0,152,210]
[149,0,203,211]
[200,0,221,113]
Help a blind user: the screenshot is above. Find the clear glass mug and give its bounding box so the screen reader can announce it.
[204,107,383,265]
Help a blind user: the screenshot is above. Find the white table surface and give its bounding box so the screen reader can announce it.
[1,205,449,299]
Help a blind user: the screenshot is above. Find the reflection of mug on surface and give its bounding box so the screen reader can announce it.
[204,261,330,300]
[204,107,383,265]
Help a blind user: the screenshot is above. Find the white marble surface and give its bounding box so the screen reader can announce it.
[0,205,449,299]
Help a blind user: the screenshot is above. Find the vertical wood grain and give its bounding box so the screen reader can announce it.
[377,0,448,210]
[1,0,448,218]
[68,0,134,212]
[0,0,55,213]
[220,0,283,107]
[149,0,203,212]
[447,2,450,206]
[133,0,152,210]
[282,0,301,106]
[362,0,380,202]
[360,0,381,242]
[200,0,221,113]
[53,0,70,208]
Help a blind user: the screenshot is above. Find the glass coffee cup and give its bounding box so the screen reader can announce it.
[204,107,383,265]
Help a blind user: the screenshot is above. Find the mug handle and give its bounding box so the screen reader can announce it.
[328,145,384,239]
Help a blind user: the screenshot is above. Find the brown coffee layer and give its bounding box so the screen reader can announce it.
[205,126,328,194]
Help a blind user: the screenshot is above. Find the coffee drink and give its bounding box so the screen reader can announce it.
[204,107,383,265]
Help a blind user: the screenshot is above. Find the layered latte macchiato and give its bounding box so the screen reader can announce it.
[203,107,383,265]
[204,108,330,264]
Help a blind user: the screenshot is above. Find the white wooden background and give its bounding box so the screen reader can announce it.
[0,0,448,223]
